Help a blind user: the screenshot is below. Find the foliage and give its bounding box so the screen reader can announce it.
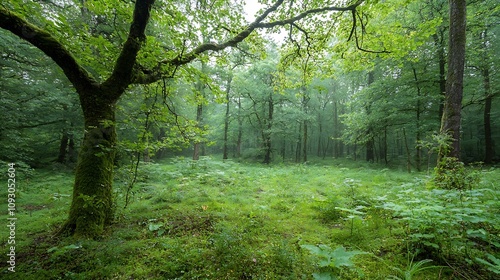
[476,253,500,274]
[301,244,368,280]
[380,181,500,263]
[433,156,481,190]
[0,158,498,279]
[388,257,442,280]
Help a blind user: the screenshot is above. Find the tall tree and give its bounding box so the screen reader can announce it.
[439,0,466,160]
[0,0,367,238]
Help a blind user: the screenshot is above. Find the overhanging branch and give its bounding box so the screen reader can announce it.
[135,0,366,85]
[102,0,155,99]
[0,6,97,93]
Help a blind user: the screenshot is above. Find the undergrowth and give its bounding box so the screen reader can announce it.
[0,157,498,279]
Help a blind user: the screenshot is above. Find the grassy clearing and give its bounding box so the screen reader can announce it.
[0,158,499,279]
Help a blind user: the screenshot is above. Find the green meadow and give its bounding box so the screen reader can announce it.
[1,157,499,279]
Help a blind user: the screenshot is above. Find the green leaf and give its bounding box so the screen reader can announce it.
[312,272,335,280]
[148,223,163,232]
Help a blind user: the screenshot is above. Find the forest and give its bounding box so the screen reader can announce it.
[0,0,499,279]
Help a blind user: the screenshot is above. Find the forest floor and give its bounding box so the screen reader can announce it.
[0,157,499,279]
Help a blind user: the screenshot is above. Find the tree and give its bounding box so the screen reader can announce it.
[0,0,368,238]
[439,0,466,160]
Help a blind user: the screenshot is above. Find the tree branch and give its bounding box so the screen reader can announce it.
[255,0,364,29]
[168,0,287,67]
[135,0,365,84]
[0,6,97,93]
[8,119,66,129]
[101,0,155,99]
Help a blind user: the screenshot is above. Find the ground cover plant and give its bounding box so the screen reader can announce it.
[1,157,499,279]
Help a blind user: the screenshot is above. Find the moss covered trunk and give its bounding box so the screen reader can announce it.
[439,0,466,161]
[59,90,117,238]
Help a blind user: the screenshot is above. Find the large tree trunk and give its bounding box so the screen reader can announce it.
[439,0,466,160]
[59,92,117,237]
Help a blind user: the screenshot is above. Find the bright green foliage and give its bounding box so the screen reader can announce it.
[476,254,500,274]
[0,29,81,165]
[381,182,500,263]
[1,158,498,278]
[301,244,368,280]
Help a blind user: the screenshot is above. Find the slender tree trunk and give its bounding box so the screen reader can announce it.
[484,85,493,164]
[403,128,412,173]
[366,134,375,162]
[439,0,466,161]
[193,62,207,160]
[481,30,494,164]
[365,71,375,162]
[193,103,203,160]
[412,67,422,171]
[281,138,286,162]
[222,75,233,160]
[317,117,323,157]
[303,120,308,162]
[68,132,77,163]
[333,101,340,158]
[301,90,310,163]
[59,91,117,238]
[263,90,274,164]
[236,95,242,158]
[56,130,70,163]
[295,123,302,163]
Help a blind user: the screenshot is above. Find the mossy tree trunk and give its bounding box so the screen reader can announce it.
[59,90,118,237]
[439,0,466,161]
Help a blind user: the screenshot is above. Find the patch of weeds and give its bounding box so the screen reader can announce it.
[207,225,257,278]
[142,209,218,237]
[381,184,500,265]
[433,157,481,190]
[301,244,368,280]
[388,252,444,280]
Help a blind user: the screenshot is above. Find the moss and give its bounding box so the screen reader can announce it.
[59,97,117,238]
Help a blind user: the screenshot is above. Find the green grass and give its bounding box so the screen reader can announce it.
[0,157,499,279]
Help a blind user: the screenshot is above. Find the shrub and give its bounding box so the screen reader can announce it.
[433,157,481,190]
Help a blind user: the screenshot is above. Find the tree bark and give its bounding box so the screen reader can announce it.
[59,90,118,237]
[439,0,466,161]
